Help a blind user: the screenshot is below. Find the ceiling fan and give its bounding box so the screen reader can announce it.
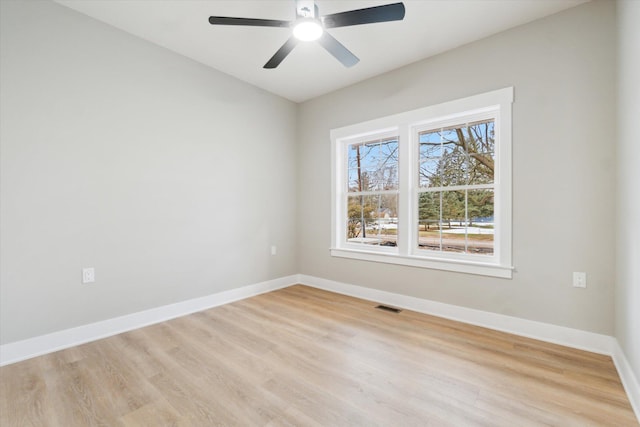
[208,1,405,69]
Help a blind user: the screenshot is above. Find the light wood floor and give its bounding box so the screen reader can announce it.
[0,285,637,426]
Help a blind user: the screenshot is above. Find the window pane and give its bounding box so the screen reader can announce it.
[348,143,377,191]
[348,145,360,169]
[419,129,468,188]
[367,194,398,246]
[347,139,398,192]
[466,121,494,185]
[419,158,439,188]
[467,152,494,185]
[348,168,361,192]
[467,189,494,255]
[364,167,397,191]
[441,190,466,253]
[419,131,441,157]
[360,170,377,192]
[439,154,469,186]
[418,191,441,251]
[347,195,365,240]
[440,128,462,157]
[346,194,379,245]
[467,120,495,154]
[346,193,398,247]
[360,142,379,170]
[379,139,399,190]
[420,121,495,188]
[376,194,398,246]
[348,144,363,192]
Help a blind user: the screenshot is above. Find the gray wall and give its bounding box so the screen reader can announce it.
[0,0,298,344]
[297,0,617,334]
[616,0,640,379]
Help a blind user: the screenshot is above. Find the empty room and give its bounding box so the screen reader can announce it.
[1,0,638,425]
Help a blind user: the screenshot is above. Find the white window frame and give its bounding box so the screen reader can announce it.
[331,87,514,279]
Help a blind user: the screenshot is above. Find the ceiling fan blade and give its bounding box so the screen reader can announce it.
[322,3,405,28]
[318,33,359,68]
[208,16,290,28]
[264,37,299,69]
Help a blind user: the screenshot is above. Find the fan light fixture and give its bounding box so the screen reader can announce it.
[208,1,406,68]
[293,19,323,41]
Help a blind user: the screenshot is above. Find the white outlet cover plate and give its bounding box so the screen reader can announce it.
[573,272,586,288]
[82,268,95,284]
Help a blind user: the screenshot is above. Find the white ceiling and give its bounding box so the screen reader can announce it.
[54,0,588,103]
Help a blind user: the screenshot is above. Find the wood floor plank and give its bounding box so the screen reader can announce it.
[0,358,50,427]
[117,398,184,427]
[0,285,637,426]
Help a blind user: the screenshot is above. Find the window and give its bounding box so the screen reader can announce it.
[416,119,495,256]
[346,134,399,248]
[331,88,513,278]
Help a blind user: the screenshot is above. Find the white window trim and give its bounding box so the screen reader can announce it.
[331,87,514,279]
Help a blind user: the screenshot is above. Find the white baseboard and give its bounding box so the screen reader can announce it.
[0,275,298,366]
[297,274,639,422]
[612,340,640,421]
[297,274,614,354]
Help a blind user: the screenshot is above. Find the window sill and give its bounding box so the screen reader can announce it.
[330,248,513,279]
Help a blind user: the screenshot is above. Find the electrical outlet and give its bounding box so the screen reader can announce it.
[82,267,95,284]
[271,246,277,256]
[572,272,586,288]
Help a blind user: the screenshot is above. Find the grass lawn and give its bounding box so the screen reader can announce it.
[418,230,494,241]
[375,228,494,241]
